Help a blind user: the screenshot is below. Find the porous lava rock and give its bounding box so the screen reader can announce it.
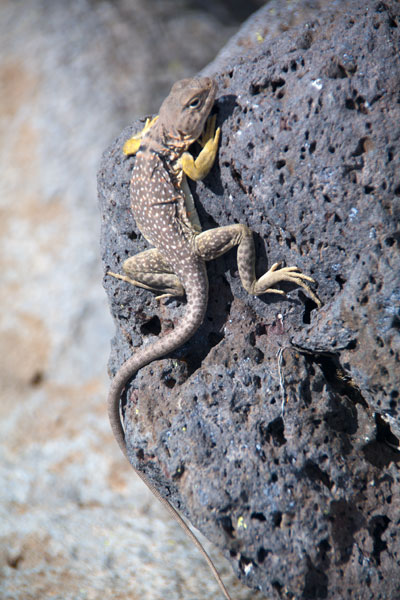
[98,1,400,597]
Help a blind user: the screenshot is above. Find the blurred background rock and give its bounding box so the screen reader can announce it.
[0,1,268,599]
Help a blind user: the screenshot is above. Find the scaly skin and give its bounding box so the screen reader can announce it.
[107,76,320,600]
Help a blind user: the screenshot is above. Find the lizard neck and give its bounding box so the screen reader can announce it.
[144,119,195,158]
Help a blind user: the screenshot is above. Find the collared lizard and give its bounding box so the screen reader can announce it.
[107,76,320,600]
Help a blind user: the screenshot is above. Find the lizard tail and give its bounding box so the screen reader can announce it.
[107,283,233,599]
[107,283,208,459]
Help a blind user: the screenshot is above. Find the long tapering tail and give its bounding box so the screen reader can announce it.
[106,280,234,599]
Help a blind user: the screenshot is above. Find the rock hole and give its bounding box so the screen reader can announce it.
[257,547,268,563]
[303,297,319,325]
[260,417,286,446]
[239,555,254,573]
[303,558,328,598]
[253,375,262,389]
[218,515,234,537]
[140,315,162,336]
[272,581,283,592]
[163,375,176,389]
[317,539,331,565]
[391,315,400,330]
[385,233,400,247]
[251,512,266,521]
[303,459,332,489]
[249,82,261,95]
[368,515,390,565]
[271,77,285,92]
[272,511,282,527]
[253,348,264,365]
[283,235,293,249]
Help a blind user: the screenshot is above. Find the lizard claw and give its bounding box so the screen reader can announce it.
[253,264,321,306]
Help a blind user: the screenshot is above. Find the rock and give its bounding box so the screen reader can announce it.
[99,0,400,597]
[1,1,260,599]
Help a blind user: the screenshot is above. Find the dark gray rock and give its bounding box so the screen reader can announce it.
[98,0,400,597]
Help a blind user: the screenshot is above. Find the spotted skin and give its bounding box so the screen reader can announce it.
[107,76,320,600]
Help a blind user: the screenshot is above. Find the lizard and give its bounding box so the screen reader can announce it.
[107,76,321,600]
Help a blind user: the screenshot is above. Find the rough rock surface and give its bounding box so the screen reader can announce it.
[99,0,400,598]
[1,1,266,600]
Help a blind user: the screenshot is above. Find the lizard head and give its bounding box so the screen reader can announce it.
[159,77,217,145]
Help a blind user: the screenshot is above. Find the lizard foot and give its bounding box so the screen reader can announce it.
[253,263,321,306]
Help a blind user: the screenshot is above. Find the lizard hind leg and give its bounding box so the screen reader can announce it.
[195,224,320,305]
[108,248,185,299]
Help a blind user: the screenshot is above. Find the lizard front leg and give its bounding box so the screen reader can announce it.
[123,115,159,156]
[195,224,321,305]
[108,248,184,300]
[180,115,221,181]
[178,115,220,233]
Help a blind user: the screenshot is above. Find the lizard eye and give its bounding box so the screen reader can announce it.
[189,96,202,109]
